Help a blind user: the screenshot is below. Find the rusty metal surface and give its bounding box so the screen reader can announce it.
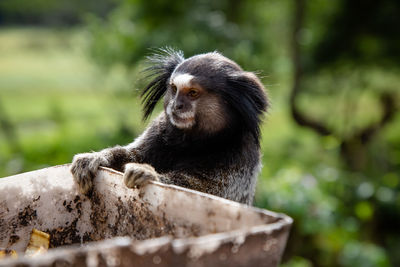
[0,165,292,267]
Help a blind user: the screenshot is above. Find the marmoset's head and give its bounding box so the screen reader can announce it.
[142,48,268,141]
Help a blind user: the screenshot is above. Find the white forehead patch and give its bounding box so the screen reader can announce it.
[172,73,194,89]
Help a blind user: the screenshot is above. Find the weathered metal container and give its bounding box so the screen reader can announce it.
[0,164,292,267]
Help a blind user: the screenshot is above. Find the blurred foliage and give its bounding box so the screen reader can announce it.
[0,0,116,26]
[293,0,400,171]
[85,0,290,74]
[0,0,400,266]
[311,0,400,67]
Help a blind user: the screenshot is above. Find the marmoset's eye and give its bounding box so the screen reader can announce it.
[188,89,199,99]
[171,84,177,93]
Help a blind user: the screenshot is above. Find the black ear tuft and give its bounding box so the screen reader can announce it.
[226,72,269,143]
[141,47,184,120]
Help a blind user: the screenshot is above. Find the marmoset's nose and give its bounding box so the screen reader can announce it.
[174,97,185,110]
[175,103,184,110]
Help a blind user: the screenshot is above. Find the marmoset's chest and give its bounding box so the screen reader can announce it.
[139,133,259,176]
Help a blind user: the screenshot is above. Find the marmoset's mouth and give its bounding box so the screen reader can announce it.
[173,113,194,122]
[171,112,195,128]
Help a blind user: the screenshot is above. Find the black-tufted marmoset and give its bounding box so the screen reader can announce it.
[70,48,268,205]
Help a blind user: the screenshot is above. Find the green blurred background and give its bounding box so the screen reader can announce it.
[0,0,399,266]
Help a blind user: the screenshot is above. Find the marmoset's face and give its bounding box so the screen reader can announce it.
[164,72,227,133]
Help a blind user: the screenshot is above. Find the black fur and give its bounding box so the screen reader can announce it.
[141,48,184,120]
[225,73,268,143]
[139,120,250,173]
